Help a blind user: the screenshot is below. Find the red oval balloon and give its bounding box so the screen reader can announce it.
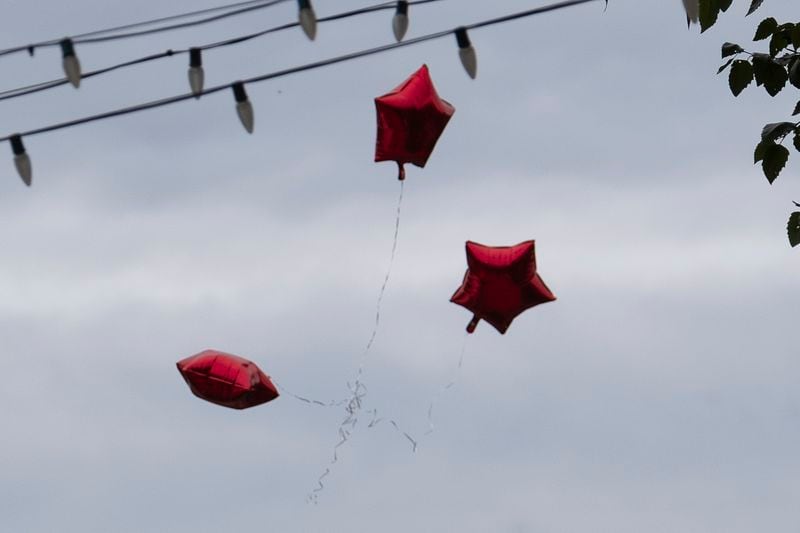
[177,349,279,409]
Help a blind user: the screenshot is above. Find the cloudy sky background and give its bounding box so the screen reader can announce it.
[1,0,799,531]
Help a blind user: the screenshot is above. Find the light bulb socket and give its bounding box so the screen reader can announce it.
[396,0,408,15]
[60,38,76,58]
[10,134,25,156]
[298,0,312,9]
[232,82,248,103]
[455,27,471,49]
[189,48,202,68]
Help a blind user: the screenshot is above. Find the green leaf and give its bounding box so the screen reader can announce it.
[698,0,720,33]
[752,53,769,86]
[762,143,790,183]
[754,17,778,41]
[721,42,743,58]
[718,0,732,11]
[729,60,754,96]
[717,58,734,74]
[788,212,800,247]
[717,57,735,74]
[777,23,798,47]
[746,0,764,16]
[794,131,800,153]
[761,122,796,142]
[792,25,800,48]
[755,140,770,163]
[770,31,790,57]
[790,59,800,89]
[753,54,788,96]
[793,101,800,116]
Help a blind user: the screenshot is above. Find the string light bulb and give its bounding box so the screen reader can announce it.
[298,0,317,41]
[232,82,254,133]
[454,27,477,79]
[188,48,204,97]
[10,134,32,187]
[392,1,409,42]
[60,38,81,88]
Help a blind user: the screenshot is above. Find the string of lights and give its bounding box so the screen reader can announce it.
[3,0,316,93]
[0,0,443,103]
[2,0,600,186]
[0,52,172,102]
[0,0,289,58]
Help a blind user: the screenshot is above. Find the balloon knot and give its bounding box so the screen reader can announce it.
[397,162,405,181]
[466,315,479,334]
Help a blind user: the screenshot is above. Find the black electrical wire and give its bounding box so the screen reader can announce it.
[0,0,600,143]
[0,51,176,102]
[0,0,443,104]
[201,0,441,50]
[74,0,290,45]
[0,0,289,58]
[68,0,283,40]
[467,0,598,29]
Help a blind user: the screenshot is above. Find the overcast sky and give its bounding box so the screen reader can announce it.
[1,1,799,532]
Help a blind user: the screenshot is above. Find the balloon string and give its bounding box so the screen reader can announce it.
[425,332,469,436]
[308,328,466,504]
[306,385,417,504]
[271,378,348,408]
[367,409,417,451]
[308,181,406,503]
[358,179,404,370]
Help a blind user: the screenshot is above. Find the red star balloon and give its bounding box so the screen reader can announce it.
[374,64,455,181]
[177,349,279,409]
[450,240,556,334]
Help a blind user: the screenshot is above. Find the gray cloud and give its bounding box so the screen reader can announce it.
[1,0,799,532]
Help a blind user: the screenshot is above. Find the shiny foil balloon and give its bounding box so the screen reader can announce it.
[451,240,556,334]
[177,349,279,409]
[374,64,455,180]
